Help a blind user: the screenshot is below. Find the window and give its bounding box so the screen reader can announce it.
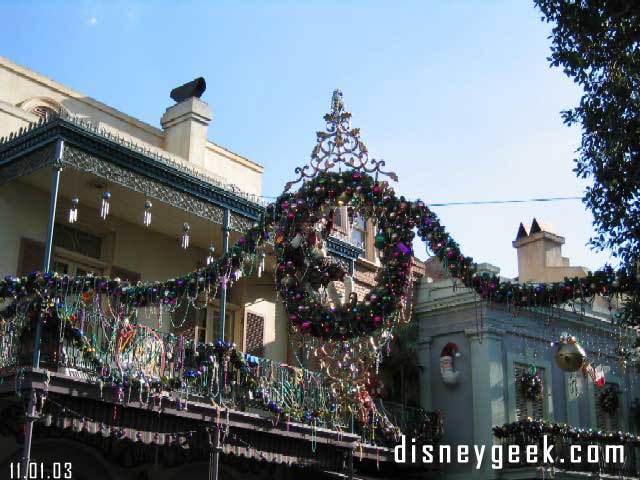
[51,224,106,277]
[333,207,344,230]
[351,214,366,247]
[53,223,103,259]
[514,363,545,420]
[30,105,57,120]
[595,383,620,432]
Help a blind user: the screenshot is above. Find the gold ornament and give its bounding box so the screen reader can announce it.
[555,339,586,372]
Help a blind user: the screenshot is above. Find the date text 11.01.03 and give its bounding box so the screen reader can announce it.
[9,462,72,479]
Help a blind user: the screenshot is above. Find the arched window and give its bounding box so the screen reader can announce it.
[29,105,57,120]
[19,97,66,120]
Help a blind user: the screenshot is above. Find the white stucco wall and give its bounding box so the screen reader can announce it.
[0,55,263,197]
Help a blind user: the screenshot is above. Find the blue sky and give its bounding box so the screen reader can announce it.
[0,0,613,277]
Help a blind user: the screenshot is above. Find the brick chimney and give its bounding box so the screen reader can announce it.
[161,78,212,167]
[513,218,588,282]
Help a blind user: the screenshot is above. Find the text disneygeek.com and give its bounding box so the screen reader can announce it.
[394,435,624,469]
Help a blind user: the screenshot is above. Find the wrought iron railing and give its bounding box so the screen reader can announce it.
[376,400,443,445]
[0,298,443,446]
[494,419,640,477]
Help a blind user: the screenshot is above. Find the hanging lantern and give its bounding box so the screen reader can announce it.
[181,223,190,249]
[554,336,586,372]
[100,192,111,220]
[143,201,152,227]
[206,245,215,265]
[69,197,79,224]
[258,252,266,277]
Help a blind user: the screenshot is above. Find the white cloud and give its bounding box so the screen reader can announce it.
[88,16,97,26]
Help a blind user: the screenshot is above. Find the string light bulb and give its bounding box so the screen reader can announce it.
[100,192,111,220]
[181,223,190,249]
[69,197,79,224]
[143,201,152,227]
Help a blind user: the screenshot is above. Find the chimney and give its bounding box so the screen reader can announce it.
[161,77,211,167]
[513,218,588,282]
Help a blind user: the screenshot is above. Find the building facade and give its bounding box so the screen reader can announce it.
[0,56,433,480]
[416,220,640,479]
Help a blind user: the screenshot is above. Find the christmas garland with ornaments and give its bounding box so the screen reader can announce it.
[1,168,638,342]
[493,418,640,446]
[2,90,637,449]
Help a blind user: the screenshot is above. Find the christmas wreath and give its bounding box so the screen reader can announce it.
[269,169,474,340]
[599,384,620,415]
[519,368,543,400]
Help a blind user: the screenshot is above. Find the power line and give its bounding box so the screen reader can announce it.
[258,194,583,206]
[427,196,582,207]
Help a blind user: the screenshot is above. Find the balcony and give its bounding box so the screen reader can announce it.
[0,300,442,451]
[494,419,640,478]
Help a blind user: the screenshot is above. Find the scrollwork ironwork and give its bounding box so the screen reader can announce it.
[63,146,228,227]
[284,89,398,192]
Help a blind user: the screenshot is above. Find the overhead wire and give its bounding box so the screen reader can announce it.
[257,194,583,206]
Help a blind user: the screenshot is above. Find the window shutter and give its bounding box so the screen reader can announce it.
[245,312,265,357]
[514,363,545,420]
[18,238,45,275]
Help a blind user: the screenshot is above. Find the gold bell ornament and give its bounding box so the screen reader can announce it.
[554,335,586,372]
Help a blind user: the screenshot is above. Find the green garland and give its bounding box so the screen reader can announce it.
[0,168,638,340]
[494,418,639,445]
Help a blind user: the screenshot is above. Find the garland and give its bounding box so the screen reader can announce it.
[269,170,474,340]
[493,418,640,445]
[1,170,638,341]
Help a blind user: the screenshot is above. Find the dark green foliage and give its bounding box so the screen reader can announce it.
[535,0,640,265]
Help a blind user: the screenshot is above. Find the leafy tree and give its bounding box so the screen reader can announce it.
[535,0,640,267]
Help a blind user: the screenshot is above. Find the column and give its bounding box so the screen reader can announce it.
[417,336,432,411]
[465,327,506,476]
[218,208,231,341]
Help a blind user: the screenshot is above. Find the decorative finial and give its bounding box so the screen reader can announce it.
[284,89,398,192]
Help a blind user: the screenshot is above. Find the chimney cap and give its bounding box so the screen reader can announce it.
[515,222,530,241]
[530,218,556,235]
[170,77,206,103]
